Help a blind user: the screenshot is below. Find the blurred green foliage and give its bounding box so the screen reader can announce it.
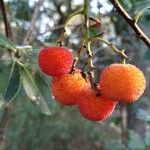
[5,89,120,150]
[0,0,150,149]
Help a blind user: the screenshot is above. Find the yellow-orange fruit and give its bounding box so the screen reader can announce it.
[99,64,146,103]
[77,88,117,121]
[51,71,90,106]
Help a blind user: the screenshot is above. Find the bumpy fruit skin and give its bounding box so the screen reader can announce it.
[99,63,146,103]
[77,88,117,121]
[38,47,73,76]
[51,71,90,106]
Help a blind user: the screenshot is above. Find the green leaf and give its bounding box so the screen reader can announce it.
[64,11,84,30]
[22,67,54,115]
[34,72,55,113]
[128,130,145,149]
[89,27,97,37]
[0,33,17,52]
[0,63,20,108]
[0,64,11,109]
[4,63,21,102]
[0,64,11,94]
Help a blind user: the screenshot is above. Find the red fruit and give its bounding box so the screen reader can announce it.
[77,88,117,121]
[99,63,146,103]
[38,47,73,76]
[51,70,90,106]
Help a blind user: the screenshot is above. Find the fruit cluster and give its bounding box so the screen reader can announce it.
[38,47,146,121]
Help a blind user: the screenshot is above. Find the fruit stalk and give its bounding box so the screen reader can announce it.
[83,0,99,95]
[89,37,129,61]
[72,38,86,70]
[84,0,94,72]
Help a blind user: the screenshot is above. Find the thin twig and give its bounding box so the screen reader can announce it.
[23,0,44,45]
[55,28,66,47]
[110,0,150,48]
[72,37,86,70]
[0,0,12,38]
[83,0,99,95]
[0,104,13,150]
[84,0,94,72]
[0,1,13,149]
[89,37,129,61]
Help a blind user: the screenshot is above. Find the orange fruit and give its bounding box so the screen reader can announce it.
[77,88,117,121]
[99,64,146,103]
[51,70,90,106]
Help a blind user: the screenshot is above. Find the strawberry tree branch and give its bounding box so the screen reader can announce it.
[109,0,150,146]
[110,0,150,48]
[72,38,86,70]
[84,0,95,73]
[0,0,12,38]
[83,0,99,95]
[0,104,13,150]
[0,1,13,149]
[23,0,44,45]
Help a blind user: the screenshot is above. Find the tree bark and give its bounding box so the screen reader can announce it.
[110,0,150,48]
[23,0,44,45]
[0,1,13,149]
[0,105,13,150]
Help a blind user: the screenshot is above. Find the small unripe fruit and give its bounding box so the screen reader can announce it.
[99,63,146,103]
[51,70,90,106]
[77,88,117,121]
[38,47,73,76]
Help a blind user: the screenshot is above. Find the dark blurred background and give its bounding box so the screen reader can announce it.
[0,0,150,149]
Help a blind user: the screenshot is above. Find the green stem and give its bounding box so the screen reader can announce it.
[56,29,66,47]
[83,0,89,45]
[89,37,129,61]
[83,0,99,95]
[83,0,94,71]
[83,0,88,19]
[72,38,86,69]
[134,7,150,23]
